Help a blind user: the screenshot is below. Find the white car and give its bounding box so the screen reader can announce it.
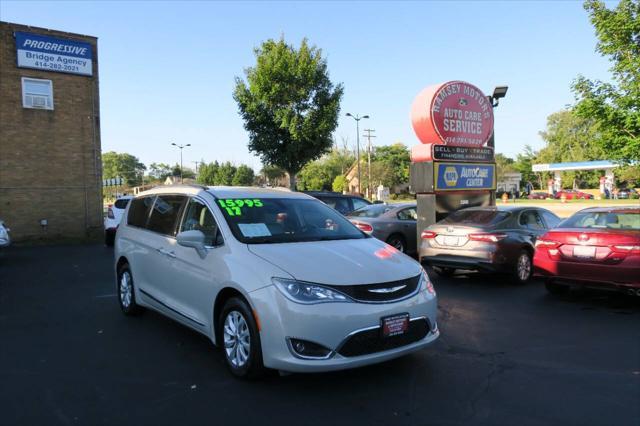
[114,185,439,378]
[0,219,10,248]
[104,196,133,246]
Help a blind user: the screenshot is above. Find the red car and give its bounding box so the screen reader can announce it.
[554,190,594,200]
[534,206,640,295]
[528,192,552,200]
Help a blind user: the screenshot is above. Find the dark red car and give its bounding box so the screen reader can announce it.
[528,192,552,200]
[554,190,594,200]
[534,206,640,295]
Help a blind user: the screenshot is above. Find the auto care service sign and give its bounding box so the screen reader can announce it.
[411,81,494,147]
[15,32,93,76]
[434,162,496,191]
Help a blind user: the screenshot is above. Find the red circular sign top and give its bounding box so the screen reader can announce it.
[411,81,494,147]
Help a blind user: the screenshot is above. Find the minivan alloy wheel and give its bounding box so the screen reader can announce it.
[223,311,251,368]
[120,271,133,308]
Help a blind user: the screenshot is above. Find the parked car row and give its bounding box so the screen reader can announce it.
[419,205,639,295]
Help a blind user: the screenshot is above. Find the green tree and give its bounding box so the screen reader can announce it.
[373,143,411,188]
[148,162,172,180]
[297,161,333,190]
[572,0,640,163]
[233,37,344,189]
[261,164,286,185]
[215,162,237,186]
[232,165,256,186]
[102,151,146,186]
[494,153,516,185]
[512,145,539,189]
[538,110,603,188]
[332,175,348,193]
[197,161,220,185]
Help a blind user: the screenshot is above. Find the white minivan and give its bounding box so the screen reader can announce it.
[114,185,439,378]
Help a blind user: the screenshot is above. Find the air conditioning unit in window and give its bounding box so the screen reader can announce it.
[24,95,50,109]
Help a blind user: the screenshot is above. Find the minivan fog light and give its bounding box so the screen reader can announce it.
[273,278,351,304]
[289,338,332,359]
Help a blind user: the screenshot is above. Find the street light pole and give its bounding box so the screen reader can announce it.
[346,113,369,195]
[171,142,191,183]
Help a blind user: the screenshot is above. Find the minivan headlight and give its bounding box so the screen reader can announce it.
[272,278,352,304]
[420,269,436,296]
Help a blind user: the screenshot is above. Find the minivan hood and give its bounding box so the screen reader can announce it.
[247,237,421,285]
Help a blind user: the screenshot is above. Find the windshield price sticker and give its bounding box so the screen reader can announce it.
[217,199,264,216]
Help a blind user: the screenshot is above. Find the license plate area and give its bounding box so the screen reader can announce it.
[573,245,596,259]
[381,313,409,338]
[436,235,460,246]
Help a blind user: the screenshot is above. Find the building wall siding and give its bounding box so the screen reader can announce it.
[0,22,103,243]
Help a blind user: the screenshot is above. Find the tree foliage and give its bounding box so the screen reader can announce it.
[232,165,256,186]
[197,161,256,186]
[296,146,354,191]
[148,162,172,180]
[537,110,605,188]
[102,151,146,186]
[572,0,640,162]
[233,37,344,188]
[332,175,348,193]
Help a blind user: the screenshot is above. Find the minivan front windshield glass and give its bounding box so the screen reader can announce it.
[215,197,367,244]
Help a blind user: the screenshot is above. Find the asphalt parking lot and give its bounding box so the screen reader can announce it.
[1,244,638,426]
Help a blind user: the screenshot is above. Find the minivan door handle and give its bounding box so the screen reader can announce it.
[157,247,177,258]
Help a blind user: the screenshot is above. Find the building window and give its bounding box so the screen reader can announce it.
[22,77,54,110]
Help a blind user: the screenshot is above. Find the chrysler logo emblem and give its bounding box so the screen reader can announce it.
[368,285,407,294]
[578,233,590,242]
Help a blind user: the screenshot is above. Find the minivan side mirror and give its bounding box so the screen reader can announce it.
[177,230,208,258]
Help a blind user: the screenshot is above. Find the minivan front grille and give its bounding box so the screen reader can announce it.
[337,318,430,357]
[325,274,421,303]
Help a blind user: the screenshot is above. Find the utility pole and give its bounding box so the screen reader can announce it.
[345,113,369,194]
[192,161,201,175]
[362,129,376,198]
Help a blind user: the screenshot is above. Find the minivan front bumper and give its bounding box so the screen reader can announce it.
[248,284,439,373]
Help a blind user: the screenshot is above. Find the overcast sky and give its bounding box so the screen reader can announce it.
[1,1,615,171]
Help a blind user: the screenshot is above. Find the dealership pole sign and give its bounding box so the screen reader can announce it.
[434,163,496,191]
[15,32,93,76]
[411,81,494,147]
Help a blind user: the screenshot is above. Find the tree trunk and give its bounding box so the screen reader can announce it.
[288,172,296,191]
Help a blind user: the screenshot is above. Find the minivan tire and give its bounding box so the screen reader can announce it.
[219,297,264,379]
[117,263,143,315]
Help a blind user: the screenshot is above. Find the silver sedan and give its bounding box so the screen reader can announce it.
[347,203,418,254]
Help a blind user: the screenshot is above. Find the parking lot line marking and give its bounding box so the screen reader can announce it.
[95,293,116,298]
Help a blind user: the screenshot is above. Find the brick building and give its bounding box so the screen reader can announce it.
[0,22,103,243]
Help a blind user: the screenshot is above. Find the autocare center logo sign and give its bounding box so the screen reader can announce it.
[434,162,496,191]
[431,81,493,146]
[15,32,93,76]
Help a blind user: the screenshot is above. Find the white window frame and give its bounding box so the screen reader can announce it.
[21,77,54,110]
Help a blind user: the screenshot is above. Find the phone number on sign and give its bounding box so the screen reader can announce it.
[34,61,80,73]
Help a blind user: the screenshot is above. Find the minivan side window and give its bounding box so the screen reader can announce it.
[180,198,223,246]
[127,196,156,228]
[146,195,186,236]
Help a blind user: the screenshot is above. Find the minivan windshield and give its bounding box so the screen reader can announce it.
[215,197,367,244]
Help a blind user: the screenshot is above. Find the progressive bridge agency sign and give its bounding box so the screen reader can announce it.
[15,32,93,76]
[434,162,496,191]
